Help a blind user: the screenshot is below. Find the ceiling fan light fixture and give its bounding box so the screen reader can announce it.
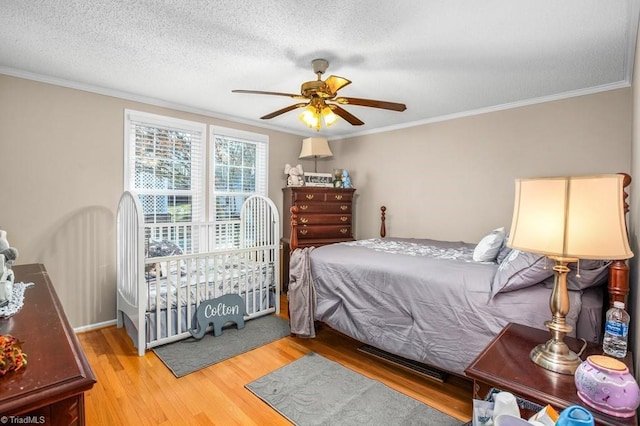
[299,103,339,131]
[322,106,338,127]
[299,105,320,130]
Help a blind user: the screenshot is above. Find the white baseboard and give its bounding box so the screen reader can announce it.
[74,319,117,334]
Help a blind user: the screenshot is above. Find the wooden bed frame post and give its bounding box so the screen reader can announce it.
[380,206,386,238]
[608,173,632,307]
[609,260,630,306]
[290,206,299,253]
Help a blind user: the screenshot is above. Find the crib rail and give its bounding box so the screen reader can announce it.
[145,245,277,348]
[143,195,280,254]
[144,221,241,254]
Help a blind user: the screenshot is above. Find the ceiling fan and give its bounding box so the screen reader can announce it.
[232,58,407,131]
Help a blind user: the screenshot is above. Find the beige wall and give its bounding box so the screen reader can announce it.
[630,28,640,375]
[326,89,632,243]
[0,73,633,330]
[0,74,303,328]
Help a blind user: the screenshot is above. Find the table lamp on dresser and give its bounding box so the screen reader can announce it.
[299,137,332,173]
[507,174,633,375]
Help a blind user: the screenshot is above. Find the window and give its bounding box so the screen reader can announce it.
[210,126,268,247]
[124,110,206,224]
[124,111,268,250]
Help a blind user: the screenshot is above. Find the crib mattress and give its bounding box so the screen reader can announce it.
[146,261,274,310]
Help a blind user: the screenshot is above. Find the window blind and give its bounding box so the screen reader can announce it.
[124,110,206,223]
[210,126,268,247]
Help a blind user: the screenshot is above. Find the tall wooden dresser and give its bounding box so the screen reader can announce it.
[281,186,356,287]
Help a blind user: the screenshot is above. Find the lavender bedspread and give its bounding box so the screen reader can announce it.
[310,238,595,375]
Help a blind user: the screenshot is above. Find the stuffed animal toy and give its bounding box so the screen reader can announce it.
[342,169,352,188]
[0,230,18,266]
[284,164,305,186]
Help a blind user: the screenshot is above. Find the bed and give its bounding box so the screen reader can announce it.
[288,175,631,376]
[116,191,280,355]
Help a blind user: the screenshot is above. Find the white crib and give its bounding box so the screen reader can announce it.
[116,191,280,356]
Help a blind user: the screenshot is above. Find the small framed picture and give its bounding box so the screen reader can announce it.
[304,172,333,187]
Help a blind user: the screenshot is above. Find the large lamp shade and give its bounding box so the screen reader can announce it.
[508,174,633,261]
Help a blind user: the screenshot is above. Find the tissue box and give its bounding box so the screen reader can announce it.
[528,404,559,426]
[472,399,494,426]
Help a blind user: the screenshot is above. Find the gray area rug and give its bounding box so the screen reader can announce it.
[246,352,462,426]
[153,314,290,377]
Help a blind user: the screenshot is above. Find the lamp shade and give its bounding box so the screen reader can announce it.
[508,174,633,260]
[299,137,333,159]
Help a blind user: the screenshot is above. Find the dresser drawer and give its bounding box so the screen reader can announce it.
[293,191,354,203]
[295,202,352,213]
[297,213,351,225]
[297,225,352,239]
[324,192,353,202]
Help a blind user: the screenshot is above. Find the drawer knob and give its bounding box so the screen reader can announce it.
[299,229,308,235]
[306,194,315,200]
[299,205,309,210]
[340,216,348,222]
[340,228,348,234]
[300,217,309,224]
[334,195,343,200]
[340,205,348,211]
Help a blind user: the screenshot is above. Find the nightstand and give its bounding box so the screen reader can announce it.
[465,322,637,426]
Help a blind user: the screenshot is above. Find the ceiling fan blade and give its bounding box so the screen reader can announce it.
[232,89,306,100]
[324,75,352,95]
[334,96,407,111]
[329,105,364,126]
[260,103,308,120]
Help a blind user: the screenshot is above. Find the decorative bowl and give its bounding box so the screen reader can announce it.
[574,355,640,418]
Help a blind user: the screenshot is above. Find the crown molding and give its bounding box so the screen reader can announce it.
[329,80,632,140]
[0,66,309,137]
[0,66,632,142]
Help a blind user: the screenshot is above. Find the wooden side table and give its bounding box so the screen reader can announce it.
[465,322,637,426]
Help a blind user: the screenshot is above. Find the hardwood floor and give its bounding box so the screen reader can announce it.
[78,297,473,425]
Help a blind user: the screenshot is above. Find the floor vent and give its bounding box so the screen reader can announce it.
[357,345,449,383]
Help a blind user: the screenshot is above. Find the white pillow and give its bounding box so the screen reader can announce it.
[473,227,506,262]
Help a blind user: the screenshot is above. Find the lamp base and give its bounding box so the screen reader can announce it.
[530,339,582,375]
[528,256,582,375]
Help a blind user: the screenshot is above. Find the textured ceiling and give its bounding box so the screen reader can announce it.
[0,1,638,138]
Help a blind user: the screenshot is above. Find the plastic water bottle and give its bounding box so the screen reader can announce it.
[603,301,630,358]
